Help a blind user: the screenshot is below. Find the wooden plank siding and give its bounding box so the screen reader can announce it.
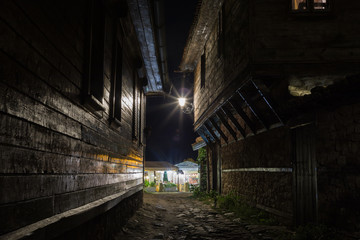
[0,0,146,235]
[193,0,250,127]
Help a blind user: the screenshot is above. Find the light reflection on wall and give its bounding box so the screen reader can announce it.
[288,78,341,97]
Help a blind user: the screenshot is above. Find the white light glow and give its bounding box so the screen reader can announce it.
[178,98,186,107]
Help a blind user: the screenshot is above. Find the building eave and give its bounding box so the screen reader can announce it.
[127,0,168,95]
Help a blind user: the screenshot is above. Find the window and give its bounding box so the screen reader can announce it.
[132,72,139,141]
[139,89,144,146]
[292,0,330,11]
[217,4,224,58]
[84,0,105,113]
[109,38,123,127]
[201,52,205,88]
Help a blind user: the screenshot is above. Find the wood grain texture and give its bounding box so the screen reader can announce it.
[0,0,146,235]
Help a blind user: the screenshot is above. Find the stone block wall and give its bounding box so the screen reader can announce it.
[316,102,360,230]
[0,0,145,236]
[221,127,293,218]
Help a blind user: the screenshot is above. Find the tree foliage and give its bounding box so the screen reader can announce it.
[163,171,168,182]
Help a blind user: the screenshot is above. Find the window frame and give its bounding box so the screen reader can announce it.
[200,52,206,88]
[291,0,332,14]
[132,69,139,142]
[83,0,106,115]
[217,4,225,58]
[109,27,123,129]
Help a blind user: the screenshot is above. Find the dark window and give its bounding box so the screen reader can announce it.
[139,89,144,146]
[292,0,330,11]
[110,38,123,126]
[84,0,105,112]
[217,4,224,58]
[201,53,205,88]
[132,72,139,141]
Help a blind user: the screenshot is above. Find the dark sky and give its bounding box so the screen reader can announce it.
[145,1,198,164]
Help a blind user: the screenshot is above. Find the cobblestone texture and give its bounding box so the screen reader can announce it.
[114,193,291,240]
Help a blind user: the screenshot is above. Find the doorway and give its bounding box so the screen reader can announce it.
[292,123,318,225]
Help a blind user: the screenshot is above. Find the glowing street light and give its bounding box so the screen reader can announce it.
[178,97,186,108]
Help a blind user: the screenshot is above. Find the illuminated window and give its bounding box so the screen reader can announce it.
[292,0,330,11]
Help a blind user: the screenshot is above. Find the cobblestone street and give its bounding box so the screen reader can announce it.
[114,192,290,240]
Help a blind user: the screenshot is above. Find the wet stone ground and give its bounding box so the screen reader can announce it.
[114,192,291,240]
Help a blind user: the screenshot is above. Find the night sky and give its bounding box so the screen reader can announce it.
[145,1,199,164]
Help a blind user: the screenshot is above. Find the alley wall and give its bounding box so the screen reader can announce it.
[0,0,145,236]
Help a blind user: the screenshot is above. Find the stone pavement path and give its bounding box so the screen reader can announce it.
[113,192,290,240]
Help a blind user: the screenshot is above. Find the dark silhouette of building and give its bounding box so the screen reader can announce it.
[180,0,360,228]
[0,0,168,238]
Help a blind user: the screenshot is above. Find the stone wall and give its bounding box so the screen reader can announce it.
[221,127,293,219]
[0,0,145,236]
[316,102,360,230]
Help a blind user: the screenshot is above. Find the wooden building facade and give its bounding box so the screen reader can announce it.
[181,0,360,228]
[0,0,168,238]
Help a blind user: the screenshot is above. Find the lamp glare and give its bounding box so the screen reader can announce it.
[178,98,186,107]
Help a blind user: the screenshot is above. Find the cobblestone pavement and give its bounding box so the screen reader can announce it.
[114,192,291,240]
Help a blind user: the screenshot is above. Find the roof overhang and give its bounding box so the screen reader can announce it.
[144,161,179,171]
[127,0,169,94]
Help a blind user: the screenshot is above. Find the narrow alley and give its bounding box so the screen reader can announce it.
[1,0,360,239]
[114,193,290,240]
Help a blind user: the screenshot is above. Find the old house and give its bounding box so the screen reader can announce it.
[0,0,168,238]
[180,0,360,229]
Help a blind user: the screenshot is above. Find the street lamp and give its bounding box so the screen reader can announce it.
[178,97,193,114]
[178,97,186,108]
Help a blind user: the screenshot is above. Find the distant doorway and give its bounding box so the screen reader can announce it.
[292,124,318,225]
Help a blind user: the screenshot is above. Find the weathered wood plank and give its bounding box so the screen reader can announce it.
[14,0,84,73]
[0,1,82,88]
[0,196,54,235]
[0,174,142,204]
[0,82,82,139]
[0,145,133,174]
[0,113,141,164]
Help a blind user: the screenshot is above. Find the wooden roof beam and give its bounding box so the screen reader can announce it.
[216,111,237,141]
[228,98,256,134]
[204,122,221,145]
[237,90,269,130]
[221,106,246,138]
[197,128,210,145]
[209,117,228,144]
[251,79,285,125]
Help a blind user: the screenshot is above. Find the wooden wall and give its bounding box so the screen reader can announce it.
[193,0,360,127]
[251,0,360,76]
[193,0,250,127]
[0,0,145,235]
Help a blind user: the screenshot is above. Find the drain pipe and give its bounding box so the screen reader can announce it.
[153,0,170,93]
